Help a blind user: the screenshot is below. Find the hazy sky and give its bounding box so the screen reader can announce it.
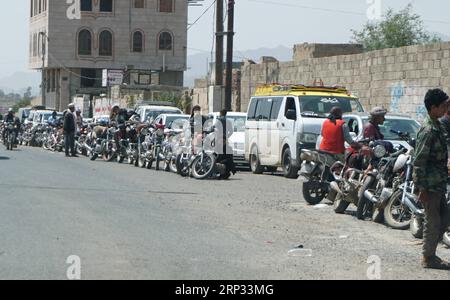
[1,0,450,79]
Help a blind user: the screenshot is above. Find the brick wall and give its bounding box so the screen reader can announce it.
[241,42,450,121]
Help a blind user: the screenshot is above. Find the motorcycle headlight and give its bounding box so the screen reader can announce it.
[374,145,387,158]
[300,133,319,144]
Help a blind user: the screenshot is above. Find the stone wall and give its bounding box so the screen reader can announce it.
[241,42,450,121]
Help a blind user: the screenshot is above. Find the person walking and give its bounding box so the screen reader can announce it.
[64,103,77,157]
[413,89,450,270]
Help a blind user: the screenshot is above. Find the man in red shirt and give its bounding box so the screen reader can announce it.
[319,107,359,160]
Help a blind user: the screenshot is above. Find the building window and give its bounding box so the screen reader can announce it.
[78,29,92,55]
[159,32,172,50]
[132,31,144,52]
[100,0,113,12]
[99,30,113,56]
[80,0,93,11]
[159,0,173,13]
[134,0,145,8]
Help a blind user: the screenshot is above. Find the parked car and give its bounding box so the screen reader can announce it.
[17,108,32,124]
[208,112,247,165]
[33,110,59,126]
[315,113,421,150]
[153,114,190,132]
[245,84,364,178]
[135,105,183,123]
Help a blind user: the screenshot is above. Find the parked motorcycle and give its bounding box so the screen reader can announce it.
[356,131,415,222]
[90,127,116,161]
[299,149,341,205]
[331,141,387,214]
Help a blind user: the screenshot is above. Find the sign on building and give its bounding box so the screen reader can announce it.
[102,69,124,87]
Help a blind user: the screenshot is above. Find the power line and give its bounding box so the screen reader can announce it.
[246,0,450,25]
[188,0,218,31]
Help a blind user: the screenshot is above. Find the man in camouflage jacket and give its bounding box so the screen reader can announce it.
[413,88,450,270]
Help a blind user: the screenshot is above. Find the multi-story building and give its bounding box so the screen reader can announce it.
[29,0,188,111]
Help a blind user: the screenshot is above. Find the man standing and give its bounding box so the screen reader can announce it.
[319,107,360,161]
[75,108,83,129]
[64,103,77,157]
[413,89,450,270]
[214,109,236,178]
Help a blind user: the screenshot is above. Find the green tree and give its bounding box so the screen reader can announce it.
[351,4,441,51]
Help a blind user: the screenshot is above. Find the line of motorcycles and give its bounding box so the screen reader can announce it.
[300,130,450,247]
[16,119,234,180]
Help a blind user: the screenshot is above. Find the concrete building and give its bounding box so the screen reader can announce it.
[29,0,188,111]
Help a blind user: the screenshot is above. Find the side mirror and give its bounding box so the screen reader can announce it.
[286,109,297,121]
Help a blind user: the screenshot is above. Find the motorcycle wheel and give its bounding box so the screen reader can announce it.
[128,155,134,165]
[334,192,350,214]
[90,152,98,161]
[117,154,125,164]
[356,176,376,221]
[384,190,412,230]
[103,150,116,162]
[410,214,424,239]
[192,154,216,179]
[443,229,450,247]
[155,148,161,171]
[169,157,178,173]
[138,155,147,168]
[302,181,327,205]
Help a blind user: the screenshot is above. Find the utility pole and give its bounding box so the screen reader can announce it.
[39,32,46,107]
[215,0,224,87]
[224,0,235,111]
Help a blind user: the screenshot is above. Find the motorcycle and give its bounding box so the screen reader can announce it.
[89,127,116,161]
[3,122,17,151]
[356,131,415,222]
[330,141,387,214]
[299,149,341,205]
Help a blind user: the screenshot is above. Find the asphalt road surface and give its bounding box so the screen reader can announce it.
[0,147,449,280]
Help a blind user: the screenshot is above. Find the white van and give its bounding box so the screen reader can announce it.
[245,84,364,178]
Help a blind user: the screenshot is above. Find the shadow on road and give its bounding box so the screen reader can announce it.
[0,156,10,160]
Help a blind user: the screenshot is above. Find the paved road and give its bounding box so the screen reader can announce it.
[0,147,448,280]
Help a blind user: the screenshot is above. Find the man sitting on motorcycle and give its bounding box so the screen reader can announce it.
[364,107,387,141]
[3,108,20,145]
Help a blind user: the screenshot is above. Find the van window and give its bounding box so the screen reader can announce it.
[300,96,363,118]
[247,98,258,120]
[270,97,283,120]
[255,98,272,121]
[285,97,297,119]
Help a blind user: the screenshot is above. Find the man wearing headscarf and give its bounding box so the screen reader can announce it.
[319,106,359,160]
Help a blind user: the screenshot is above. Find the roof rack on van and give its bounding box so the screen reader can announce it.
[254,84,350,96]
[136,100,176,107]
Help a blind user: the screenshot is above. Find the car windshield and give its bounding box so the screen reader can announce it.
[146,110,180,121]
[363,118,421,140]
[170,118,190,130]
[42,114,52,122]
[166,116,190,129]
[299,96,363,118]
[227,116,246,132]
